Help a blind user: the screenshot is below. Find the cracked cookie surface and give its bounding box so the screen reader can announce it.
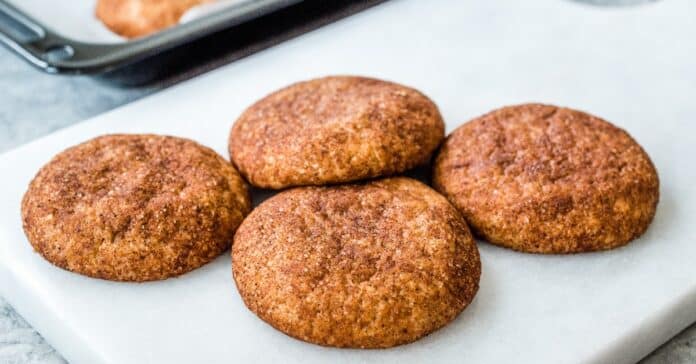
[22,134,251,281]
[229,76,445,189]
[433,103,659,253]
[232,177,480,348]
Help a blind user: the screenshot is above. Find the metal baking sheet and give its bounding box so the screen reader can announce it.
[0,0,384,84]
[5,0,250,44]
[0,0,302,81]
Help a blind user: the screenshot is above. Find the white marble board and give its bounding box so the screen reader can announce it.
[1,0,695,363]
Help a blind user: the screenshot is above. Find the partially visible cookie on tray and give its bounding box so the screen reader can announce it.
[229,76,445,189]
[21,134,251,281]
[232,177,481,348]
[96,0,211,38]
[433,103,659,254]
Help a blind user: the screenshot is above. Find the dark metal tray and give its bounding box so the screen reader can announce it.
[0,0,385,85]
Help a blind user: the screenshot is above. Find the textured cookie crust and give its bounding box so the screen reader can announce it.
[232,177,481,348]
[434,103,659,253]
[96,0,211,38]
[229,76,445,189]
[22,134,251,281]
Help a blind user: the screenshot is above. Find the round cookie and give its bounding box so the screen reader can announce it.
[96,0,211,39]
[22,134,251,281]
[433,103,659,254]
[229,76,445,189]
[232,177,481,348]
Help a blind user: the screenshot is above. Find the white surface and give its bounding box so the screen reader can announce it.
[1,0,695,363]
[7,0,247,43]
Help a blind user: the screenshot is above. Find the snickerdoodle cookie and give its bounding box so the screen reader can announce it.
[22,134,251,281]
[433,103,659,253]
[232,177,480,348]
[96,0,211,38]
[229,76,445,189]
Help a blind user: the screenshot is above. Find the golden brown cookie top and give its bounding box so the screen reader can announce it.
[22,134,251,281]
[96,0,211,38]
[229,76,445,189]
[434,103,659,253]
[232,177,481,348]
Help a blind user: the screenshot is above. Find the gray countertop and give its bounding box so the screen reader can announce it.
[0,10,694,363]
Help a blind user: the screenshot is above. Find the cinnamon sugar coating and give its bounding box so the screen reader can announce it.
[433,103,659,253]
[232,177,480,348]
[22,134,251,281]
[229,76,445,189]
